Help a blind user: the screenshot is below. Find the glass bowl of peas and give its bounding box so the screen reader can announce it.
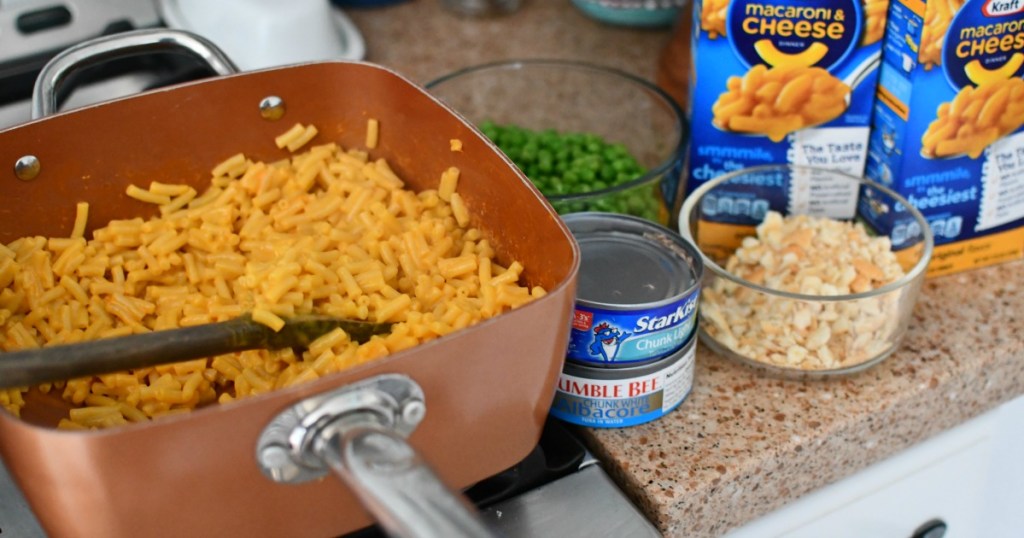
[426,59,687,225]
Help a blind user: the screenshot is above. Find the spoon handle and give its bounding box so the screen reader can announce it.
[0,315,390,389]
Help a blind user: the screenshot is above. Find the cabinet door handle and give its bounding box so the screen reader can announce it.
[911,518,947,538]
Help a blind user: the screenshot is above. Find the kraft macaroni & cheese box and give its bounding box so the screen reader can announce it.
[684,0,888,217]
[864,0,1024,276]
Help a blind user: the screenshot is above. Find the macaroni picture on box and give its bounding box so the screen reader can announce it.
[0,121,544,430]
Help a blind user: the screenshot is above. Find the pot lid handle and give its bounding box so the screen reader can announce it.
[31,28,238,119]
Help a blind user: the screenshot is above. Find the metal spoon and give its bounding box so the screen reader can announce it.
[0,315,392,389]
[842,50,882,107]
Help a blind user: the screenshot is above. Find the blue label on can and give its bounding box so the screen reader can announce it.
[550,340,696,428]
[567,288,699,366]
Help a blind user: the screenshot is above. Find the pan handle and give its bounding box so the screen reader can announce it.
[317,425,496,538]
[256,374,497,538]
[32,28,238,119]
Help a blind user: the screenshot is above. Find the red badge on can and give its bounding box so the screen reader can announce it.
[572,309,593,331]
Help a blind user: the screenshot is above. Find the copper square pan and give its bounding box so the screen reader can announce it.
[0,33,579,538]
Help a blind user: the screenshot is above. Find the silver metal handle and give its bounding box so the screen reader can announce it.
[257,374,496,538]
[318,425,495,538]
[32,28,238,119]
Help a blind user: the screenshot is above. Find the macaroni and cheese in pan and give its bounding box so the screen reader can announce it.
[0,122,542,429]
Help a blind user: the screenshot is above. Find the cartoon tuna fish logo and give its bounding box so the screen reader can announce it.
[590,322,631,363]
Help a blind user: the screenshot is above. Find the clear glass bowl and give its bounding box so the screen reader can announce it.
[425,59,686,226]
[678,165,934,378]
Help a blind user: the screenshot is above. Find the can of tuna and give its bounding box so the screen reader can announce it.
[562,212,703,368]
[549,333,696,428]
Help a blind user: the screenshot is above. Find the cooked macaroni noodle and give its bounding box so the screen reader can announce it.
[712,64,850,142]
[0,123,543,428]
[918,0,965,70]
[701,0,729,39]
[921,77,1024,159]
[366,118,380,149]
[862,0,890,45]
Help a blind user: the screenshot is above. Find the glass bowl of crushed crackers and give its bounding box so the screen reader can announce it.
[679,165,933,378]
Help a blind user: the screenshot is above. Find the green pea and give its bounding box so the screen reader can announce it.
[520,145,538,163]
[538,158,553,173]
[476,120,663,222]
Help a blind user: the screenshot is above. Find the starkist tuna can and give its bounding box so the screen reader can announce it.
[550,332,696,428]
[562,212,703,368]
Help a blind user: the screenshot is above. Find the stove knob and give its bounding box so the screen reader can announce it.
[910,518,947,538]
[16,6,72,34]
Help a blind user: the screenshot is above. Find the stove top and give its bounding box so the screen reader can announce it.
[0,0,170,126]
[0,0,364,130]
[0,418,658,537]
[0,3,660,535]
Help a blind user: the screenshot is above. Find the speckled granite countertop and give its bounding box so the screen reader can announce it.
[345,1,671,87]
[583,261,1024,536]
[346,3,1024,536]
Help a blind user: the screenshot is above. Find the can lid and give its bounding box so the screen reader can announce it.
[563,212,701,307]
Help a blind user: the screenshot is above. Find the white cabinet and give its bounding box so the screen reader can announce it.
[726,395,1024,538]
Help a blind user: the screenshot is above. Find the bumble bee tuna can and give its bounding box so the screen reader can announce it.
[562,212,703,368]
[550,333,696,428]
